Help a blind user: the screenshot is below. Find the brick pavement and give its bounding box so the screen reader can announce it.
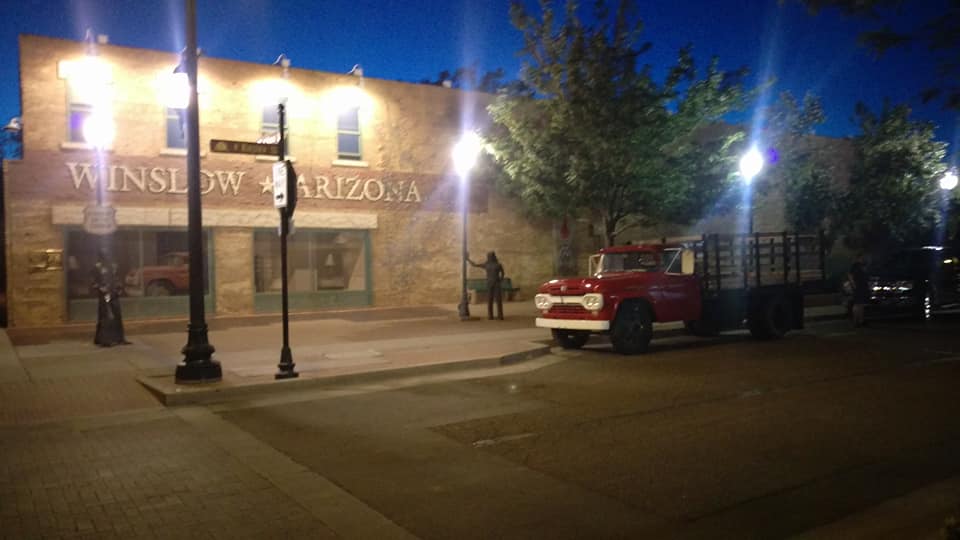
[0,410,339,539]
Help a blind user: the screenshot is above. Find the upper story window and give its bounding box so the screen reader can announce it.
[337,106,361,160]
[165,108,186,149]
[59,57,113,149]
[67,90,94,143]
[261,105,290,156]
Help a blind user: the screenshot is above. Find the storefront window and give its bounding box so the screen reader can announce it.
[65,229,211,320]
[254,229,370,310]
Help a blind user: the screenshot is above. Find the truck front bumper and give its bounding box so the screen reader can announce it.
[535,318,610,331]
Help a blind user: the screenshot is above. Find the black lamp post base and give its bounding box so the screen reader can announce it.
[175,360,222,383]
[275,347,298,380]
[458,294,471,321]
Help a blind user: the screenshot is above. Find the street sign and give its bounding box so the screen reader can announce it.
[273,161,288,208]
[209,139,279,156]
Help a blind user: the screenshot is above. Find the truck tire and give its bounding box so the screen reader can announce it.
[684,319,719,337]
[749,294,791,340]
[610,301,653,355]
[552,329,590,349]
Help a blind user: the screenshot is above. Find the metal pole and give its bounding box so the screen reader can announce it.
[175,0,220,383]
[458,175,470,320]
[276,102,297,379]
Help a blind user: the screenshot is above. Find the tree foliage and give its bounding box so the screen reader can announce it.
[485,0,749,246]
[419,65,514,93]
[764,91,840,233]
[795,0,960,109]
[839,101,948,249]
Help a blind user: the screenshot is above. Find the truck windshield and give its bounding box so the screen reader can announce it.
[599,251,660,272]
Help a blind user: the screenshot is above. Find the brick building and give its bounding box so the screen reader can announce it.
[3,35,565,329]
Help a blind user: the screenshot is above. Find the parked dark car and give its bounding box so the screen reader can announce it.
[866,246,960,320]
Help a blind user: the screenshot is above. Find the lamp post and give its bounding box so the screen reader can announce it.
[453,132,481,320]
[175,0,220,383]
[739,146,764,234]
[940,169,958,243]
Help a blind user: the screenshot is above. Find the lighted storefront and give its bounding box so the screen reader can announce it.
[3,34,560,329]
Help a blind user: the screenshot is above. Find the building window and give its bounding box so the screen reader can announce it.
[65,229,211,320]
[165,108,186,149]
[261,105,290,155]
[67,90,93,143]
[337,106,361,160]
[254,229,371,310]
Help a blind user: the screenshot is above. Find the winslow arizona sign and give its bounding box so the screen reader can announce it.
[64,162,423,203]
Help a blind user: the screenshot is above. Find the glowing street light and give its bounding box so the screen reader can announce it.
[739,146,764,184]
[940,170,958,190]
[453,132,482,178]
[83,112,115,149]
[453,132,482,320]
[740,146,765,234]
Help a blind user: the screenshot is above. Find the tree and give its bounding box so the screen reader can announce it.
[485,0,749,246]
[764,91,840,233]
[419,65,512,93]
[839,101,948,250]
[795,0,960,109]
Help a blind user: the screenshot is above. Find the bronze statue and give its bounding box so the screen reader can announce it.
[468,251,505,320]
[91,248,130,347]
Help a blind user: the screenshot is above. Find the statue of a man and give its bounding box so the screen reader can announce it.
[91,248,130,347]
[468,251,505,320]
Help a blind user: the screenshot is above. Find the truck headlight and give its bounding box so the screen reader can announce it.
[581,293,604,311]
[534,294,553,310]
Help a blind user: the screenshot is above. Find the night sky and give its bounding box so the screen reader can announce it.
[0,0,956,153]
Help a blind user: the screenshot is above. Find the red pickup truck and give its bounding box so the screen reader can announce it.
[534,232,826,354]
[124,251,190,296]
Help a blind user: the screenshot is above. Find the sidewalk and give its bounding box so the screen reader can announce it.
[1,300,850,413]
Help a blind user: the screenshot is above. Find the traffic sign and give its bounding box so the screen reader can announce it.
[273,161,288,208]
[209,139,279,156]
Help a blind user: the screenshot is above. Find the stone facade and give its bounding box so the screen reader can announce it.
[4,35,559,328]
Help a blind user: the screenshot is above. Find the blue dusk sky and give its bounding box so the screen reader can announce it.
[0,0,956,156]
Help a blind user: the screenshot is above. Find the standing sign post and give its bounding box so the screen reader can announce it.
[274,102,298,380]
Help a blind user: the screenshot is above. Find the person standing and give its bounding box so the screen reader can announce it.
[848,253,869,327]
[91,248,130,347]
[468,251,505,320]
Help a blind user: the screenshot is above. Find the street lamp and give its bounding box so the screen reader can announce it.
[939,170,958,190]
[175,0,220,383]
[739,146,765,233]
[939,169,958,244]
[453,132,482,320]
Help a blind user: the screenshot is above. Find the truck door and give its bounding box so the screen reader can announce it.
[658,248,701,322]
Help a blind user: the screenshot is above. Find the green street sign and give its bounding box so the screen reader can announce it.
[209,139,279,156]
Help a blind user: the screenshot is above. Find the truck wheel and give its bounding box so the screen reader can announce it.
[749,294,791,340]
[684,320,718,337]
[610,302,653,355]
[146,280,174,296]
[552,329,590,349]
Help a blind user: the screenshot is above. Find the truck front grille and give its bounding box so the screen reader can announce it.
[549,304,587,315]
[547,285,586,295]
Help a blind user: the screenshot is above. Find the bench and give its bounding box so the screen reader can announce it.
[467,278,519,304]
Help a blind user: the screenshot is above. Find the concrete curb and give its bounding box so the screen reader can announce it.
[138,343,552,407]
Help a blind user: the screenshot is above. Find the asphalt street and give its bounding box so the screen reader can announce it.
[216,316,960,539]
[2,313,959,539]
